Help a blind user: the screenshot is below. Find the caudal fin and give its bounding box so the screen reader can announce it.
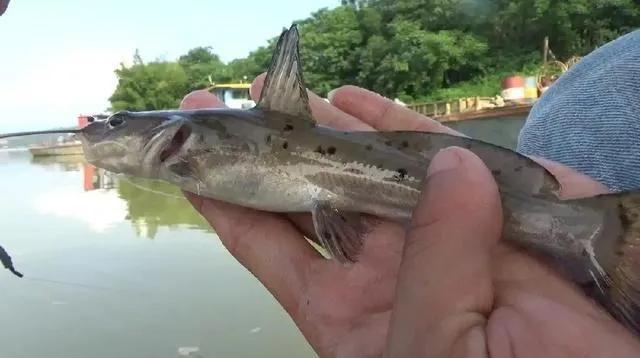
[587,191,640,335]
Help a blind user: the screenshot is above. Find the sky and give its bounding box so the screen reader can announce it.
[0,0,337,133]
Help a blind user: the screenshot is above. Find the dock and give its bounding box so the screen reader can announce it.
[406,96,534,122]
[28,142,83,157]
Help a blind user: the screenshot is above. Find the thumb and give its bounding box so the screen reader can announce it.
[385,147,503,357]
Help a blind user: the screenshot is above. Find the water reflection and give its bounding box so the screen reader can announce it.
[29,155,211,238]
[30,154,86,172]
[116,176,212,237]
[1,151,314,358]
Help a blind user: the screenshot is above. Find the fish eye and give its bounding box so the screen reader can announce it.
[107,116,125,128]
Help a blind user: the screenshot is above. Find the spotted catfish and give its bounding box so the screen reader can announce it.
[3,24,640,336]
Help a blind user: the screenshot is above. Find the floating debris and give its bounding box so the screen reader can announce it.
[0,244,23,278]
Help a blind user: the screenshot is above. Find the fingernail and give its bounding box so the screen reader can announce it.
[427,147,462,177]
[327,89,336,102]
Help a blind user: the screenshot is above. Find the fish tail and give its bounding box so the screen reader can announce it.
[587,191,640,335]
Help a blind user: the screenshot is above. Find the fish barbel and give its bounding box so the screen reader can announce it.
[3,24,640,336]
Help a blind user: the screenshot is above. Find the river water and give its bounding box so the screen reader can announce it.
[0,117,525,358]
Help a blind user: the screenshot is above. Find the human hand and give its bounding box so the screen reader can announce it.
[384,145,640,357]
[180,77,636,357]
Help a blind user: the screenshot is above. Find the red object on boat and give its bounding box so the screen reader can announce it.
[502,75,525,88]
[501,75,526,101]
[77,115,91,129]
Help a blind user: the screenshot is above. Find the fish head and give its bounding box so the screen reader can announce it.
[78,110,190,178]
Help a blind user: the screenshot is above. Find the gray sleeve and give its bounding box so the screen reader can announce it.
[517,29,640,192]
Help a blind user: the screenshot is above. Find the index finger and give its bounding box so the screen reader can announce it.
[328,85,461,135]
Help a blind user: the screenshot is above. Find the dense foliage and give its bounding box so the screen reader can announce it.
[109,0,639,110]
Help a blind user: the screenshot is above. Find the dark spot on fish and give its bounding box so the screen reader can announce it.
[339,215,346,222]
[284,124,294,132]
[401,140,409,149]
[315,146,325,155]
[306,299,310,306]
[266,134,272,144]
[514,166,523,172]
[327,146,336,155]
[323,231,331,239]
[282,141,289,149]
[394,168,408,181]
[365,144,373,151]
[492,169,501,176]
[385,140,392,146]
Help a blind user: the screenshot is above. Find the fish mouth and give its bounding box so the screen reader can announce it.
[159,124,192,163]
[141,120,191,176]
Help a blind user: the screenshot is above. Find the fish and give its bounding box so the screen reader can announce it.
[3,24,640,336]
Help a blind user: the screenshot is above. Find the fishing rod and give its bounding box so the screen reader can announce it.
[0,129,80,140]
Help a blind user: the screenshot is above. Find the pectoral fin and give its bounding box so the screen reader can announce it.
[311,201,368,263]
[256,24,314,124]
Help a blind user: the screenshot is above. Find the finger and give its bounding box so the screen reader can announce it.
[180,90,323,314]
[328,85,462,135]
[385,147,502,357]
[250,73,374,131]
[180,89,225,109]
[529,155,610,199]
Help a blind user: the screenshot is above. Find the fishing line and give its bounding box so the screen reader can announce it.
[117,175,185,199]
[20,276,124,292]
[0,129,79,139]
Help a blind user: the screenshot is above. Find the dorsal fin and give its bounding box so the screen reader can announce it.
[256,24,314,123]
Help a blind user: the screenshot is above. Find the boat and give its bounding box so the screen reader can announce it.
[205,82,255,109]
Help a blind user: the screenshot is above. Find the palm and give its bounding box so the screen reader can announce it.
[293,221,403,356]
[482,245,639,357]
[295,239,637,357]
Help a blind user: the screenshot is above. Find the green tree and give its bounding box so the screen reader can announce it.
[178,46,231,91]
[108,0,640,110]
[109,50,190,111]
[227,42,276,82]
[297,6,364,96]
